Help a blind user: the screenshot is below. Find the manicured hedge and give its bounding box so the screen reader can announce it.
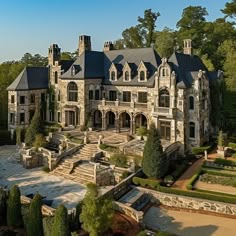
[192,146,211,155]
[195,188,236,198]
[132,176,236,204]
[228,142,236,150]
[203,162,236,171]
[186,169,202,190]
[214,158,236,167]
[202,168,236,177]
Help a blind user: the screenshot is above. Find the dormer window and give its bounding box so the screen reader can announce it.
[111,71,116,81]
[71,66,76,76]
[124,71,130,81]
[137,61,148,82]
[139,71,145,81]
[109,63,118,81]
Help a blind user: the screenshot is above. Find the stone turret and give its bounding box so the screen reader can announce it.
[78,35,91,56]
[48,44,61,66]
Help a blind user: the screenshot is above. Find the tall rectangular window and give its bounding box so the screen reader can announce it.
[160,121,171,140]
[123,91,131,102]
[20,96,25,104]
[30,94,35,104]
[11,95,15,104]
[58,112,61,122]
[41,93,45,102]
[10,113,14,124]
[109,91,117,101]
[20,113,25,124]
[95,90,100,100]
[89,90,94,100]
[138,92,147,103]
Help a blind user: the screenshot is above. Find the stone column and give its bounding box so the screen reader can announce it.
[115,118,120,133]
[131,114,135,135]
[101,111,106,130]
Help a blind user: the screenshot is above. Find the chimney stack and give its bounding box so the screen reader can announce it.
[78,35,91,56]
[103,41,114,51]
[183,39,192,55]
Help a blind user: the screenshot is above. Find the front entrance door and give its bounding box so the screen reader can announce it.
[65,111,75,126]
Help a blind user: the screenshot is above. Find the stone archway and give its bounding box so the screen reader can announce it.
[106,111,116,128]
[119,112,131,132]
[135,113,148,129]
[93,110,102,128]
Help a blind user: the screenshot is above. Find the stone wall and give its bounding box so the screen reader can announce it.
[137,187,236,216]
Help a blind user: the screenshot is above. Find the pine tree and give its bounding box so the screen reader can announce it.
[26,193,43,236]
[0,188,8,225]
[51,204,69,236]
[80,183,114,236]
[142,124,168,178]
[25,109,42,146]
[7,185,23,227]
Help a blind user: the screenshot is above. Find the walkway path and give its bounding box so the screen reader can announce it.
[172,158,204,190]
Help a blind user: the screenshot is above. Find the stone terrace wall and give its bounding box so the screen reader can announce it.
[136,187,236,216]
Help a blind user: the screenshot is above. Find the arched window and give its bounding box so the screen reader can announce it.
[124,71,130,81]
[161,67,169,77]
[189,96,194,110]
[111,71,116,81]
[67,82,78,101]
[159,89,170,107]
[139,71,145,81]
[55,71,58,84]
[189,122,195,138]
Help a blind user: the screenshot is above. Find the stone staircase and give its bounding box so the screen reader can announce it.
[51,144,98,180]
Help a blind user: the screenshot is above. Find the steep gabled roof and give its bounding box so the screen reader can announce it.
[168,52,207,88]
[7,67,48,91]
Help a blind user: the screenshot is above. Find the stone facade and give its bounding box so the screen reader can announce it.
[7,36,223,152]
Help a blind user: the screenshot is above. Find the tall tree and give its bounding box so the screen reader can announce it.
[80,183,114,236]
[176,6,208,50]
[138,9,160,47]
[7,185,22,227]
[154,28,176,57]
[142,124,168,178]
[221,0,236,19]
[51,204,70,236]
[27,194,43,236]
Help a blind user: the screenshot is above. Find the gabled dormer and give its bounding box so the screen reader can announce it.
[71,65,80,76]
[122,62,132,82]
[137,61,148,82]
[159,58,170,77]
[109,63,118,81]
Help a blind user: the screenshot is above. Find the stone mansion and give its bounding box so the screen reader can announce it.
[7,35,223,152]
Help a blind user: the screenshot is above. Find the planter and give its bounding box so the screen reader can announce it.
[217,149,226,158]
[143,136,148,141]
[88,127,93,132]
[136,135,142,141]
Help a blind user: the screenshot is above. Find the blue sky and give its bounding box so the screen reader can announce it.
[0,0,229,62]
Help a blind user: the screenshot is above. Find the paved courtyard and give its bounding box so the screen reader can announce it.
[143,207,236,236]
[0,145,86,209]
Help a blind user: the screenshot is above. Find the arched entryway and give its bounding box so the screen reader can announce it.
[135,113,147,129]
[106,111,116,128]
[119,112,131,131]
[93,110,102,128]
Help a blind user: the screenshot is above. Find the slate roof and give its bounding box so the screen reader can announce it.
[168,52,208,88]
[61,47,161,87]
[7,67,48,91]
[60,60,74,72]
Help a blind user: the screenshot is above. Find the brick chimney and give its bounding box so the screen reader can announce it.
[183,39,192,55]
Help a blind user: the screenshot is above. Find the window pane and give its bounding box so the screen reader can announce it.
[123,91,131,102]
[138,92,147,103]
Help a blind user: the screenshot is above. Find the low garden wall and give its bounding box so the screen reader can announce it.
[136,186,236,217]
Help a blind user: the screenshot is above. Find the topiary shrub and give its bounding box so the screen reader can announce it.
[42,166,50,173]
[136,126,148,137]
[110,153,127,168]
[0,188,8,226]
[192,146,211,155]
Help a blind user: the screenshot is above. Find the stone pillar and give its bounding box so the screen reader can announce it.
[101,112,106,130]
[131,115,135,135]
[115,118,120,133]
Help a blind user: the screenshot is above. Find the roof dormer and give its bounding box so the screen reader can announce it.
[137,61,148,82]
[109,63,118,81]
[122,62,131,82]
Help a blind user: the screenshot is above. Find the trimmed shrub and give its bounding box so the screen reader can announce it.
[26,193,43,236]
[7,185,23,227]
[42,166,50,173]
[110,153,127,167]
[192,146,211,155]
[186,169,202,190]
[228,142,236,150]
[132,176,236,204]
[43,216,54,236]
[214,158,236,167]
[202,168,236,177]
[136,126,148,136]
[51,204,69,236]
[33,134,46,149]
[171,163,188,180]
